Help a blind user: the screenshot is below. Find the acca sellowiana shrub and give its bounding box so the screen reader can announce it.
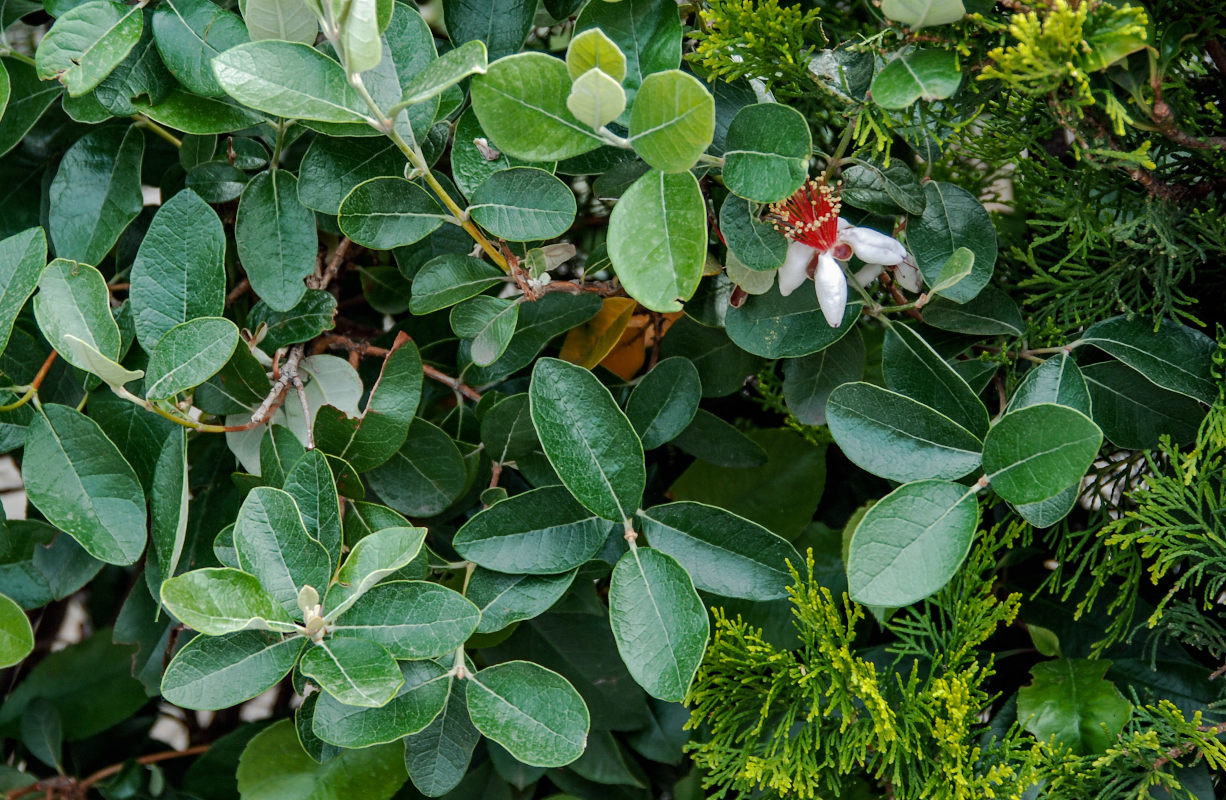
[0,0,1223,797]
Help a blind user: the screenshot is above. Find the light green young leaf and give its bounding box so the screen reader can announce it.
[60,335,142,388]
[573,0,680,102]
[566,28,627,82]
[453,486,614,574]
[24,404,146,566]
[609,546,708,702]
[129,188,226,351]
[212,41,369,123]
[326,526,427,615]
[607,169,706,313]
[162,631,306,710]
[243,0,318,44]
[871,48,961,109]
[929,247,975,295]
[628,70,714,173]
[300,637,403,708]
[35,0,142,95]
[150,428,189,581]
[530,358,645,522]
[983,403,1103,506]
[161,568,297,635]
[566,67,626,130]
[234,486,333,616]
[881,0,966,28]
[471,52,603,161]
[466,661,590,767]
[847,479,979,607]
[28,261,112,359]
[638,502,801,600]
[0,592,34,668]
[336,0,382,74]
[312,660,450,748]
[144,317,240,399]
[1018,658,1131,755]
[449,296,519,367]
[469,167,576,242]
[331,581,480,660]
[394,39,488,109]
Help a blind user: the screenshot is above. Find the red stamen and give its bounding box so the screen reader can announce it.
[767,178,841,253]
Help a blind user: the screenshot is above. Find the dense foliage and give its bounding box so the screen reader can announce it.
[0,0,1223,798]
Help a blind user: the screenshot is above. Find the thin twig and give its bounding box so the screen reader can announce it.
[3,744,210,800]
[310,238,355,291]
[317,334,483,402]
[225,277,251,306]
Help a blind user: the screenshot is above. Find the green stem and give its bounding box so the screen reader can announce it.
[132,116,183,148]
[823,112,861,182]
[0,50,36,67]
[0,385,34,413]
[269,120,292,171]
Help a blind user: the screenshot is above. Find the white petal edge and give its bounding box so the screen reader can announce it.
[778,240,815,297]
[814,252,847,327]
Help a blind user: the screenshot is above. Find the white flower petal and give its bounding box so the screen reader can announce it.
[778,240,815,297]
[814,252,847,327]
[840,225,908,266]
[895,258,923,292]
[854,263,882,287]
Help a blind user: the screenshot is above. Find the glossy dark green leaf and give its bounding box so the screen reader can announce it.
[609,546,707,702]
[32,259,120,373]
[923,286,1023,337]
[907,181,995,304]
[607,168,707,313]
[453,486,615,574]
[404,680,480,796]
[235,719,408,800]
[883,322,990,437]
[248,290,338,353]
[282,449,344,559]
[827,381,983,482]
[471,52,603,161]
[312,660,450,747]
[339,177,446,250]
[47,125,143,265]
[725,284,861,358]
[847,479,979,607]
[530,358,645,522]
[212,41,367,122]
[150,428,188,581]
[463,292,603,385]
[659,316,762,397]
[441,0,533,61]
[35,0,142,95]
[1082,361,1204,450]
[718,195,787,271]
[300,637,403,708]
[129,188,226,351]
[722,103,810,202]
[1018,658,1131,755]
[236,170,317,312]
[639,502,801,600]
[366,419,468,517]
[331,581,480,660]
[782,328,866,425]
[153,0,248,96]
[625,357,702,449]
[1077,316,1217,404]
[144,317,239,399]
[93,8,175,115]
[982,403,1103,506]
[467,661,590,767]
[1007,352,1091,415]
[162,631,306,710]
[161,568,296,634]
[0,58,62,158]
[24,404,146,566]
[468,568,576,634]
[185,159,248,202]
[19,698,61,771]
[408,253,505,315]
[131,88,264,134]
[671,409,767,468]
[842,160,926,216]
[449,295,519,367]
[297,136,406,215]
[469,167,576,241]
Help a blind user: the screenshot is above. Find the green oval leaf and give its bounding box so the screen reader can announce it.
[1082,361,1204,450]
[298,137,406,215]
[161,567,295,634]
[24,404,146,566]
[449,296,519,368]
[129,188,227,351]
[566,66,627,129]
[907,181,996,304]
[162,630,306,710]
[922,286,1023,337]
[467,568,577,634]
[48,125,144,266]
[871,48,961,109]
[36,0,142,96]
[235,486,333,616]
[243,0,318,45]
[530,358,645,522]
[153,0,249,97]
[33,259,120,372]
[566,28,626,83]
[625,356,702,450]
[573,0,680,103]
[466,661,590,768]
[145,317,240,399]
[236,170,317,313]
[639,502,801,600]
[725,284,861,358]
[628,70,714,173]
[847,479,979,607]
[0,228,46,357]
[453,486,615,574]
[471,52,603,161]
[722,103,811,202]
[609,546,707,702]
[300,638,404,708]
[1077,316,1217,404]
[212,40,368,123]
[312,660,450,747]
[396,39,488,108]
[327,526,427,612]
[403,680,480,796]
[0,592,33,668]
[409,253,506,315]
[882,322,990,437]
[881,0,966,28]
[607,168,707,313]
[469,167,577,241]
[339,177,446,250]
[718,194,787,271]
[366,418,468,517]
[782,329,866,425]
[331,581,480,660]
[983,403,1103,506]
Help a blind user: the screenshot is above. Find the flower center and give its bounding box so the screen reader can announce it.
[767,178,842,253]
